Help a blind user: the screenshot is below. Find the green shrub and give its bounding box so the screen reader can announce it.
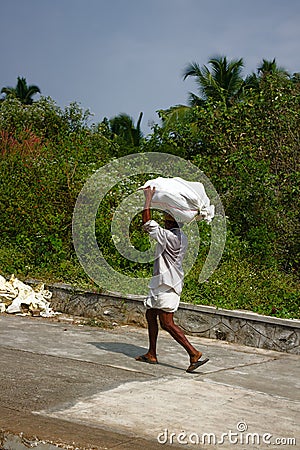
[0,87,299,319]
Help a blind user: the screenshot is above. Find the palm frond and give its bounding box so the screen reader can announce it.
[182,62,202,80]
[158,105,192,129]
[257,58,290,78]
[1,77,41,104]
[183,56,245,106]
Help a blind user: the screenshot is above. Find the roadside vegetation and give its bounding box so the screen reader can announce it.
[0,56,299,319]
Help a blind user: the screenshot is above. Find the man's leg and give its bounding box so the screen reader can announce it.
[145,308,159,360]
[136,308,159,363]
[158,311,202,364]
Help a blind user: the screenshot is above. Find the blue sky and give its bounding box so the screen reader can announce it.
[1,0,300,134]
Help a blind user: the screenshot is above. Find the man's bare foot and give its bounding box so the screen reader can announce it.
[135,353,158,364]
[190,351,202,364]
[187,351,210,373]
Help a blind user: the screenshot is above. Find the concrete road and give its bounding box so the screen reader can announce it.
[0,314,299,449]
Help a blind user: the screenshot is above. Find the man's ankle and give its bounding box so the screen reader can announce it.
[190,351,202,362]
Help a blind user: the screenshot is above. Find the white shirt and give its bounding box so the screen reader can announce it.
[143,220,188,295]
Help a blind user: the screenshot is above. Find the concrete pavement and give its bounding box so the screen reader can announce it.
[0,314,299,449]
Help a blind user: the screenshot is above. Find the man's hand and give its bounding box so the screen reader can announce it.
[143,186,156,204]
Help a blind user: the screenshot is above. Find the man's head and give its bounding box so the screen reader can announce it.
[163,212,182,230]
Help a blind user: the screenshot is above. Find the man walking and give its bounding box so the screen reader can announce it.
[136,186,209,373]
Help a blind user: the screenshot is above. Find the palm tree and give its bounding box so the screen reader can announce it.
[109,112,143,146]
[159,56,244,130]
[291,72,300,85]
[243,58,290,92]
[257,58,289,78]
[1,77,41,104]
[183,56,245,106]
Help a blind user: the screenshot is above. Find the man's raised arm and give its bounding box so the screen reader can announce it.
[142,186,155,225]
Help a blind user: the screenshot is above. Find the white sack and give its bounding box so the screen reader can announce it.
[139,177,215,224]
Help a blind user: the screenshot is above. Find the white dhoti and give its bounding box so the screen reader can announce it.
[144,284,180,313]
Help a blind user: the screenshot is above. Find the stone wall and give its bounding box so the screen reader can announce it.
[175,303,300,354]
[45,282,300,355]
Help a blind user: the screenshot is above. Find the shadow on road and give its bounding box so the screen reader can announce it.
[89,341,146,357]
[88,341,188,372]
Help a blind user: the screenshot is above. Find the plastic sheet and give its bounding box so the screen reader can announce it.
[0,274,58,317]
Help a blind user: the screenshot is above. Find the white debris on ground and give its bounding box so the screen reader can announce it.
[0,274,60,317]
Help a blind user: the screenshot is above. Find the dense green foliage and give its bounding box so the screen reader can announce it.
[0,65,299,319]
[144,74,300,318]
